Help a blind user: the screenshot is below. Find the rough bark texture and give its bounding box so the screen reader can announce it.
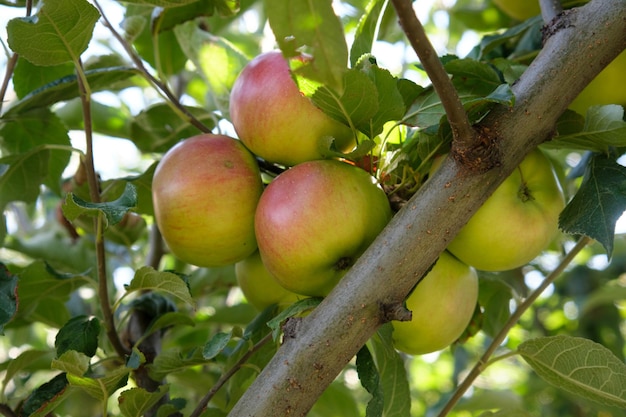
[227,1,626,415]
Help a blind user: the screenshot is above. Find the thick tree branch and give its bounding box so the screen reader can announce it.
[228,1,626,415]
[540,0,564,22]
[390,0,476,150]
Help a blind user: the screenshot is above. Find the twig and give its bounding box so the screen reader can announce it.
[540,0,564,23]
[390,0,475,148]
[0,403,17,417]
[436,236,591,417]
[190,333,274,417]
[75,59,129,359]
[93,0,211,134]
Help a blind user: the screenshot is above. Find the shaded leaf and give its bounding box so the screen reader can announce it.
[12,56,74,99]
[0,148,49,208]
[119,385,170,417]
[125,266,195,307]
[265,0,348,91]
[55,315,100,358]
[518,335,626,409]
[350,0,388,67]
[0,263,18,334]
[356,344,384,417]
[7,0,100,65]
[62,182,138,228]
[203,331,233,359]
[55,97,132,139]
[121,0,210,7]
[21,373,69,417]
[559,154,626,257]
[267,297,322,341]
[2,350,54,396]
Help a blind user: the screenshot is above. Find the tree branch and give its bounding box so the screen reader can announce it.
[390,0,476,151]
[540,0,564,23]
[227,1,626,415]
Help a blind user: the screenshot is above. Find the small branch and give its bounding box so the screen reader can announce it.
[93,0,211,134]
[390,0,475,149]
[0,403,17,417]
[436,236,591,417]
[75,59,129,359]
[540,0,564,23]
[190,333,274,417]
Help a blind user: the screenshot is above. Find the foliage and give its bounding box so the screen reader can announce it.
[0,0,625,416]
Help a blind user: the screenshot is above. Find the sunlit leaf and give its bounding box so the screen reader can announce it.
[350,0,389,68]
[67,366,130,401]
[125,266,195,307]
[118,385,169,417]
[62,182,138,228]
[559,153,626,257]
[7,0,100,66]
[51,350,90,376]
[0,263,18,334]
[147,348,208,381]
[519,335,626,409]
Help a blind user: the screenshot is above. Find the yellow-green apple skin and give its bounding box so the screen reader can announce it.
[569,50,626,114]
[152,134,263,267]
[229,51,355,167]
[235,251,301,311]
[254,160,392,297]
[392,251,478,355]
[492,0,540,21]
[444,149,565,271]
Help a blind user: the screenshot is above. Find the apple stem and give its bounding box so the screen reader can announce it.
[516,167,535,202]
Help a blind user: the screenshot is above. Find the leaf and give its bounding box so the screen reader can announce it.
[267,297,323,341]
[545,105,626,152]
[129,103,215,153]
[7,0,100,66]
[121,0,208,6]
[370,324,411,417]
[12,56,74,99]
[518,335,626,409]
[66,366,130,401]
[147,348,208,381]
[100,163,157,217]
[1,350,54,397]
[559,154,626,257]
[0,263,18,334]
[0,148,49,209]
[55,97,132,139]
[0,107,72,195]
[62,182,138,228]
[6,66,141,114]
[203,331,233,359]
[119,385,170,417]
[21,373,69,417]
[356,344,384,417]
[55,315,100,358]
[350,0,388,67]
[51,350,90,376]
[265,0,348,91]
[125,266,195,307]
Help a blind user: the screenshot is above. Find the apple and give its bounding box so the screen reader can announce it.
[152,133,263,267]
[492,0,540,21]
[569,50,626,114]
[392,251,478,355]
[235,251,302,311]
[229,51,355,167]
[254,159,392,296]
[441,149,565,271]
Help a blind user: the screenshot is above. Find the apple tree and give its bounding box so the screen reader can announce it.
[1,0,626,416]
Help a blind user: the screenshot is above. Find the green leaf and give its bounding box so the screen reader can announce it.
[12,56,74,99]
[14,261,90,328]
[265,0,348,91]
[100,163,157,217]
[267,297,323,341]
[370,324,411,417]
[125,266,195,307]
[67,366,130,401]
[62,182,138,228]
[559,154,626,257]
[55,315,100,358]
[203,331,233,359]
[478,275,514,337]
[55,97,132,139]
[356,344,384,417]
[21,373,69,417]
[0,263,18,334]
[0,148,49,208]
[6,66,141,114]
[1,350,54,397]
[120,0,207,7]
[119,385,170,417]
[129,103,215,153]
[545,105,626,152]
[0,107,72,195]
[51,350,91,376]
[518,335,626,409]
[350,0,388,68]
[147,348,208,381]
[7,0,100,66]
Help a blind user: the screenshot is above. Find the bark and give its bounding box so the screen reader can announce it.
[227,1,626,415]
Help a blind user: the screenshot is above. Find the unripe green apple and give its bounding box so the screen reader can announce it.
[254,160,392,296]
[492,0,540,21]
[392,251,478,355]
[442,149,565,271]
[229,51,355,167]
[235,251,301,311]
[152,134,263,267]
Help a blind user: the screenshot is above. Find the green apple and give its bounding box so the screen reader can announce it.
[392,251,478,355]
[229,51,355,167]
[254,159,392,296]
[235,251,302,311]
[152,134,263,267]
[443,149,565,271]
[492,0,540,21]
[570,50,626,114]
